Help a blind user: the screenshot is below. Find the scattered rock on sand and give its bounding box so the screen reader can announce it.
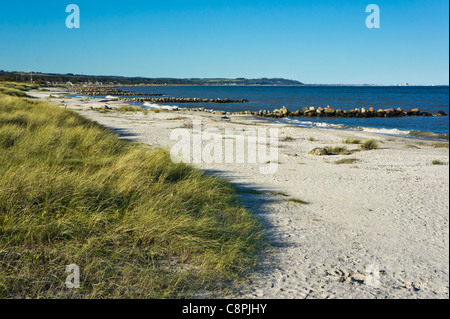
[309,147,329,156]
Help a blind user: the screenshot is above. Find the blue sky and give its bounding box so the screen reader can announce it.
[0,0,448,84]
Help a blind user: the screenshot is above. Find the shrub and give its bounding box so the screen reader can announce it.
[359,139,379,151]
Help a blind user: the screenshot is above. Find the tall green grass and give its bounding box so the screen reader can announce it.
[0,82,38,97]
[0,84,263,298]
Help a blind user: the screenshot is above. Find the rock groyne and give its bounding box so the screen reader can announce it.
[203,106,447,118]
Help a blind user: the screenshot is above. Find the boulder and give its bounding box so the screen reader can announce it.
[309,148,329,156]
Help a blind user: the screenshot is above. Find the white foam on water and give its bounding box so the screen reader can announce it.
[361,127,411,135]
[280,118,347,130]
[274,117,412,137]
[143,102,179,111]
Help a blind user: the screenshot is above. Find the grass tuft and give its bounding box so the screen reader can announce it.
[118,105,143,113]
[359,139,380,151]
[343,138,361,145]
[324,146,353,156]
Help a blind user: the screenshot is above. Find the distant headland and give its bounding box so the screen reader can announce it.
[0,70,304,86]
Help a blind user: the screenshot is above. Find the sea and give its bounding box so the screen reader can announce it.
[118,86,449,139]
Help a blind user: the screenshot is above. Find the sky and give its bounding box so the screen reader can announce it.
[0,0,448,85]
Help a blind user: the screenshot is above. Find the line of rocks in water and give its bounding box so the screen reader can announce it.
[119,97,250,104]
[187,106,446,118]
[70,87,165,97]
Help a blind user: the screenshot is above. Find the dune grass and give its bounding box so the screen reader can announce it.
[324,146,354,156]
[342,138,361,145]
[0,82,39,98]
[0,83,263,299]
[118,105,144,113]
[359,139,380,151]
[432,160,445,165]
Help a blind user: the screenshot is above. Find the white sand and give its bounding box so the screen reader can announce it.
[30,89,449,299]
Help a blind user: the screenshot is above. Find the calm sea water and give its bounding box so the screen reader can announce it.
[119,86,449,136]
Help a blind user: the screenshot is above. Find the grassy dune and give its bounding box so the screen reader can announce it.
[0,83,262,298]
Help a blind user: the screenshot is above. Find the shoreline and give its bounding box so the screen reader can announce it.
[29,87,450,299]
[61,85,450,138]
[259,117,450,142]
[68,88,449,141]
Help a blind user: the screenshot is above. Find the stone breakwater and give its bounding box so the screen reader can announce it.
[70,87,249,103]
[119,97,250,104]
[70,87,165,97]
[186,106,447,118]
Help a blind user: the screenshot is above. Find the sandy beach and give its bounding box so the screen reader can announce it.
[29,88,450,299]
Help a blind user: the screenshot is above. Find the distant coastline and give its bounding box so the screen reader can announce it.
[1,70,448,87]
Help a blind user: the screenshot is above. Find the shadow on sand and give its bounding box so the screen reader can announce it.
[201,168,291,297]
